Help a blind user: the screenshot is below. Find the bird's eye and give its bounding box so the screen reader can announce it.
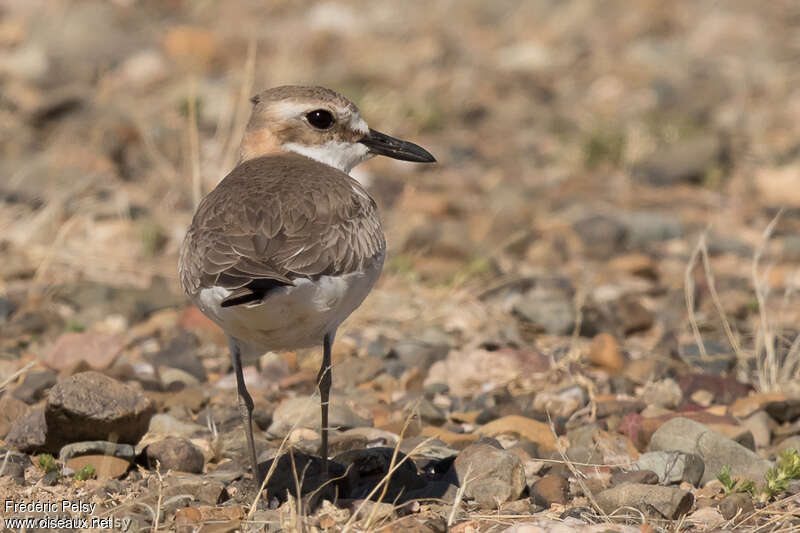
[306,109,335,129]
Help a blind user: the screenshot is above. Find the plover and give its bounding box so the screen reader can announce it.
[179,86,435,482]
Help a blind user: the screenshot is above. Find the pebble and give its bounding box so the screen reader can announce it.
[5,406,47,452]
[477,415,557,452]
[146,436,205,473]
[610,469,659,485]
[12,369,57,404]
[0,394,30,439]
[452,440,526,508]
[41,332,124,371]
[641,378,682,409]
[588,333,624,374]
[635,451,705,486]
[716,492,755,521]
[266,394,371,438]
[596,483,694,519]
[530,473,569,506]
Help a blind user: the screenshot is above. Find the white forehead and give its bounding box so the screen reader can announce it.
[271,101,369,135]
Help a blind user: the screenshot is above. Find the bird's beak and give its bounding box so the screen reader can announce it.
[359,128,436,163]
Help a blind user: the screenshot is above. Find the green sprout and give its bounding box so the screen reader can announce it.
[37,454,58,474]
[718,449,800,503]
[74,464,96,482]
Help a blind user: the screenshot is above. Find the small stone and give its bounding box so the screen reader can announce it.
[0,394,30,439]
[764,397,800,424]
[632,136,724,186]
[147,472,224,506]
[530,474,568,506]
[717,492,755,521]
[512,283,575,336]
[611,295,654,335]
[45,371,155,450]
[740,410,772,449]
[146,437,205,473]
[687,506,725,529]
[41,470,60,486]
[477,415,556,452]
[635,451,705,486]
[596,483,693,519]
[42,332,124,371]
[1,462,25,484]
[642,378,682,409]
[610,469,659,485]
[266,394,371,439]
[588,333,624,374]
[5,406,47,452]
[679,343,737,376]
[573,214,627,258]
[12,370,58,404]
[452,441,526,508]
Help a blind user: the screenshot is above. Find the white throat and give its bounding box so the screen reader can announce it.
[282,141,372,174]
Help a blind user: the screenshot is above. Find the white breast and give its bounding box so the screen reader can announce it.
[194,253,384,361]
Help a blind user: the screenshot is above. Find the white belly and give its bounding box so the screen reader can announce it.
[193,254,384,359]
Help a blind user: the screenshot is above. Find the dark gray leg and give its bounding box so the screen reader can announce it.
[318,331,335,477]
[229,336,260,484]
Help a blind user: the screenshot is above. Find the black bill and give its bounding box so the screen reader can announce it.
[359,128,436,163]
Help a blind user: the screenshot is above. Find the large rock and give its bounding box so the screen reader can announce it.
[648,417,772,485]
[452,440,526,508]
[44,371,155,450]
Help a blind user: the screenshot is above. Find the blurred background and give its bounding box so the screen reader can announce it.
[2,0,800,398]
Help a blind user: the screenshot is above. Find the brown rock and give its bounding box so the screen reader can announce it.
[610,469,659,485]
[146,436,205,473]
[530,474,568,506]
[5,405,47,452]
[477,415,556,451]
[716,492,755,522]
[731,393,788,418]
[66,454,130,480]
[596,483,693,519]
[42,332,124,371]
[589,333,624,374]
[0,394,30,439]
[45,371,155,450]
[453,441,526,508]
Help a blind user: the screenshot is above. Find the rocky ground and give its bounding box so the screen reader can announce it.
[2,0,800,531]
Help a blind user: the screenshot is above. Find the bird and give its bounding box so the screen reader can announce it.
[178,85,435,484]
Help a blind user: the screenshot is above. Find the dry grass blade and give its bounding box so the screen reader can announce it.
[0,359,36,393]
[752,210,783,391]
[151,460,163,533]
[447,463,471,527]
[698,233,744,359]
[685,231,708,361]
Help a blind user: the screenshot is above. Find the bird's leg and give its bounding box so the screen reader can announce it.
[229,336,261,485]
[318,331,335,478]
